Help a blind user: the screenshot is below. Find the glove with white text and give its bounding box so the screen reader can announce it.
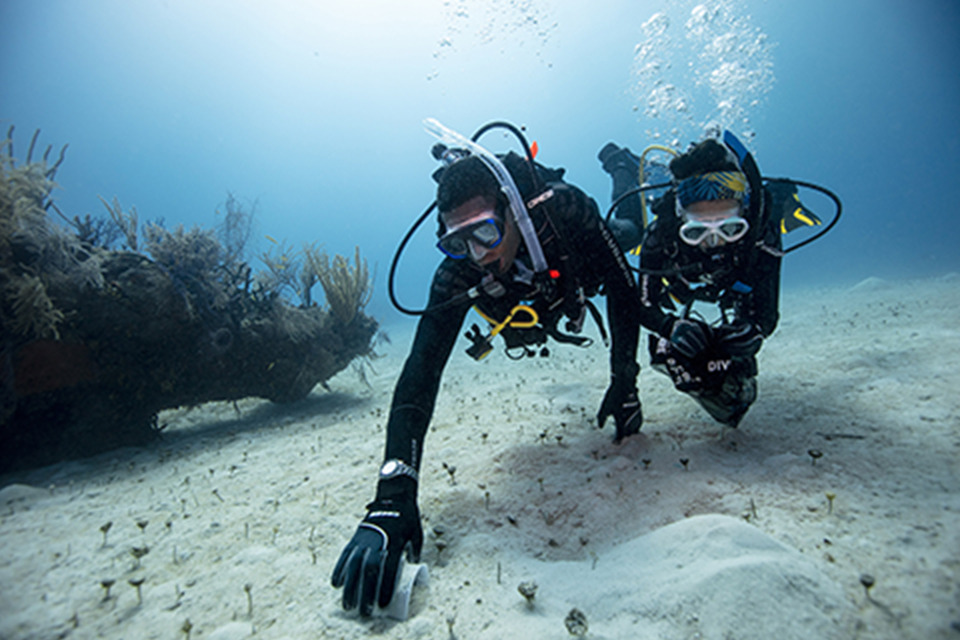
[331,497,423,617]
[598,361,642,442]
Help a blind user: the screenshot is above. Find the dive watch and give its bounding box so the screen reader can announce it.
[379,459,419,483]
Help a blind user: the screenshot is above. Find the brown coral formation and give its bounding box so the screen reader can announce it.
[0,131,378,471]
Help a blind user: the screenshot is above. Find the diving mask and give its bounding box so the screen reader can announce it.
[437,216,504,259]
[678,206,750,247]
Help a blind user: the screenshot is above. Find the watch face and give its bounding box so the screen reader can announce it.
[382,460,398,475]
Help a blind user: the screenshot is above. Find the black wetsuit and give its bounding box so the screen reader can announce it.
[637,191,782,425]
[379,170,641,503]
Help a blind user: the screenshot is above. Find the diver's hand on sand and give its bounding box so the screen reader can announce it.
[331,498,423,617]
[598,384,642,442]
[598,361,642,442]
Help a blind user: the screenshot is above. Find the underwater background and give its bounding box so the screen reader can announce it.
[2,0,958,324]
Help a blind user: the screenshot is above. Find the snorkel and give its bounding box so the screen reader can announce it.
[388,120,550,316]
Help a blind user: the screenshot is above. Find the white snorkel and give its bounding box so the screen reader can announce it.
[424,118,549,275]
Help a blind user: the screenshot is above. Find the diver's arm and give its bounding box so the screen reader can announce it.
[637,226,679,338]
[738,223,783,338]
[744,225,782,337]
[377,263,472,502]
[331,262,474,616]
[559,184,642,439]
[594,216,641,377]
[555,184,641,373]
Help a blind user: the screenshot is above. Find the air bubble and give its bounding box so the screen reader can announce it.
[630,0,775,142]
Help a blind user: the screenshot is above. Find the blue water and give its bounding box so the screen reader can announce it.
[2,0,958,323]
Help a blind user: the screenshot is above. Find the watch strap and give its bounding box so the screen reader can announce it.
[380,459,419,483]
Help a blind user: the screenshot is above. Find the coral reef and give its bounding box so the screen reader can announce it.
[98,195,138,251]
[309,245,372,325]
[0,130,378,471]
[259,238,302,303]
[0,128,75,342]
[4,275,64,340]
[259,240,373,321]
[216,192,254,266]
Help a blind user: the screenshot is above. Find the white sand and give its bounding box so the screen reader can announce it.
[1,276,958,639]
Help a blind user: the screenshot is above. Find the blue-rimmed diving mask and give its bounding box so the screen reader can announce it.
[437,215,504,259]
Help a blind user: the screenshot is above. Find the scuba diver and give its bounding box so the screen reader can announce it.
[331,120,642,617]
[600,130,830,428]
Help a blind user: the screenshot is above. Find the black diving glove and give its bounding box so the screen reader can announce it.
[331,496,423,617]
[717,322,763,358]
[669,318,712,359]
[597,363,642,442]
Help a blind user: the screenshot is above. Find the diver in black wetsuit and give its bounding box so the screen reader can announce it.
[602,133,782,428]
[332,137,642,617]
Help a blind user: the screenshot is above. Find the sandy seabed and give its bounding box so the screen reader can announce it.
[1,275,958,640]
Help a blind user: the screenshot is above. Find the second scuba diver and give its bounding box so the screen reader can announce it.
[331,121,643,617]
[601,131,807,427]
